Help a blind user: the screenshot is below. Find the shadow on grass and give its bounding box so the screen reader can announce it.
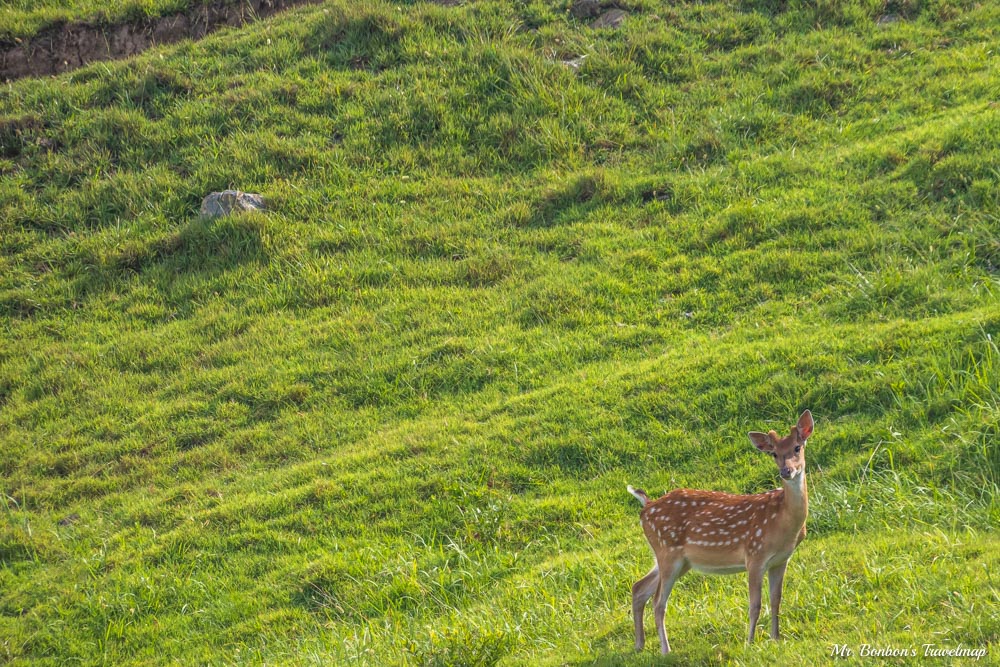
[306,6,407,73]
[0,212,269,320]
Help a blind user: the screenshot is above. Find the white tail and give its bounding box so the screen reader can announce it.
[630,410,814,654]
[626,485,649,507]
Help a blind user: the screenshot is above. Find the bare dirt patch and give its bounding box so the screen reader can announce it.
[1,0,318,81]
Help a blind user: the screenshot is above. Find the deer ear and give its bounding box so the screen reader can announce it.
[797,410,814,440]
[748,432,774,453]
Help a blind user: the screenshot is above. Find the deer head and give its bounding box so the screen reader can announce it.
[748,409,813,481]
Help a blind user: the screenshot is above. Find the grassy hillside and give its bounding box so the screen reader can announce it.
[1,0,998,664]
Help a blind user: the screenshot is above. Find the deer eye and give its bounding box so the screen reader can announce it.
[794,445,801,453]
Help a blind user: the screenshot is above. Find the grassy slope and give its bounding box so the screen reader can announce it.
[1,0,999,664]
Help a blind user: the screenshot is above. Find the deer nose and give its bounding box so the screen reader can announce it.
[780,467,793,479]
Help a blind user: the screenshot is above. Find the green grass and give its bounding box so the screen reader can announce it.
[1,0,999,664]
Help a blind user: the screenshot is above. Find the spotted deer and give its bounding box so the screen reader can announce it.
[627,410,813,653]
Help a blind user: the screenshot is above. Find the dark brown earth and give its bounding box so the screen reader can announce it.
[1,0,319,81]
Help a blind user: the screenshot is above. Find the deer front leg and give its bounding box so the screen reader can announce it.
[747,563,765,644]
[631,566,659,651]
[768,559,789,640]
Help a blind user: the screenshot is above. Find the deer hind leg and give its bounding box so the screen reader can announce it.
[631,565,659,651]
[653,556,689,655]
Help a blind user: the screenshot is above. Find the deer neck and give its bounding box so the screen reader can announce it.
[780,471,808,524]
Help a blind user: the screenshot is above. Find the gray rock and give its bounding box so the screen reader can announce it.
[876,14,901,26]
[200,190,265,218]
[571,0,603,20]
[591,9,627,29]
[561,55,588,71]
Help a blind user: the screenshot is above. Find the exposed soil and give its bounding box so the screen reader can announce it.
[1,0,319,81]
